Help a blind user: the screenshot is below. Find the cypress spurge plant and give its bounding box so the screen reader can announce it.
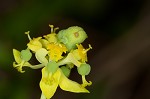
[13,25,92,99]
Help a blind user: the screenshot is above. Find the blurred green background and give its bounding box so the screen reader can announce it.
[0,0,150,99]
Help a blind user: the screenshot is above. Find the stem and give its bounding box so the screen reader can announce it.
[28,64,45,69]
[57,53,81,67]
[82,75,86,84]
[40,93,46,99]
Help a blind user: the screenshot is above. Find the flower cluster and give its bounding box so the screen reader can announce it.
[13,25,92,99]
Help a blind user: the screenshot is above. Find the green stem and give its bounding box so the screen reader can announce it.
[57,53,81,67]
[28,64,45,69]
[40,93,46,99]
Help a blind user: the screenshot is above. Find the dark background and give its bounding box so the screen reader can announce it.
[0,0,150,99]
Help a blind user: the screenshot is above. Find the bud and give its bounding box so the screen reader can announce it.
[57,26,87,51]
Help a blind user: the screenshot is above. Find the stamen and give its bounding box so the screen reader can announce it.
[49,24,54,33]
[25,31,32,41]
[54,27,59,33]
[84,44,92,53]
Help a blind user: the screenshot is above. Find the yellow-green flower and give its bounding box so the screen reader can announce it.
[40,67,89,99]
[44,33,57,43]
[43,24,59,43]
[77,63,92,87]
[72,44,92,62]
[25,31,42,52]
[27,37,42,52]
[13,49,31,73]
[47,43,67,61]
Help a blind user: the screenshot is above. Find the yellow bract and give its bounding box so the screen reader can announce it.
[27,37,42,52]
[40,67,89,99]
[13,49,22,63]
[59,69,89,93]
[47,43,67,61]
[40,67,61,99]
[44,33,57,43]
